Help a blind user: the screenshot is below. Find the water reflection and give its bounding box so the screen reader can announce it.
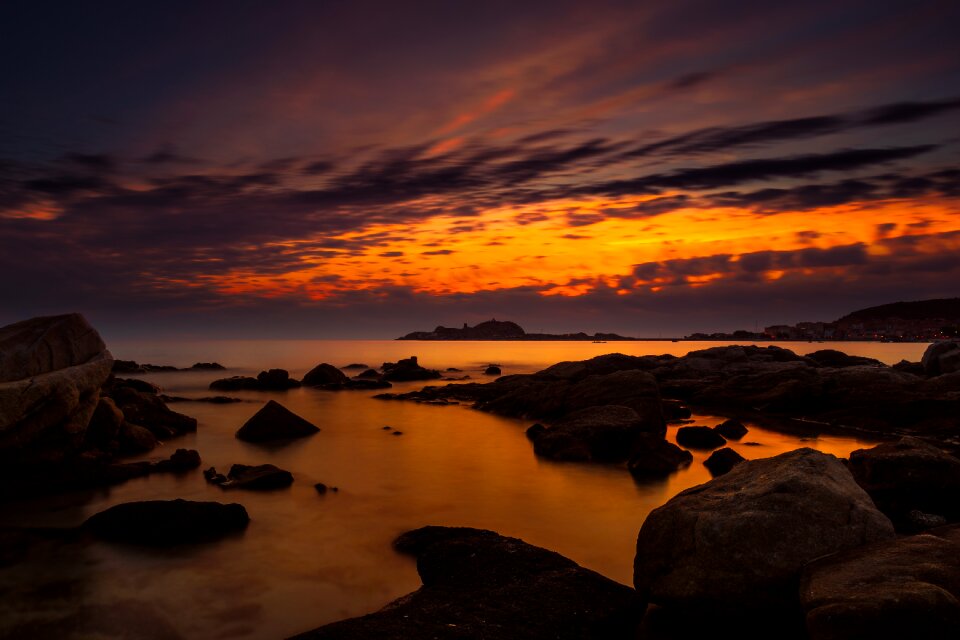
[0,341,903,639]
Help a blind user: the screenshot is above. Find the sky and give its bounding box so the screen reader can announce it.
[1,0,959,339]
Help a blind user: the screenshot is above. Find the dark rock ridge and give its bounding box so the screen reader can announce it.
[290,526,645,639]
[210,368,300,391]
[204,463,293,490]
[302,362,391,390]
[397,318,638,341]
[83,499,250,546]
[381,356,441,382]
[113,360,225,373]
[634,448,894,612]
[847,436,960,532]
[236,400,319,443]
[800,524,960,639]
[376,346,960,446]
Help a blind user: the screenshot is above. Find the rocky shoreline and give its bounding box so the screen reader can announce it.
[2,312,958,638]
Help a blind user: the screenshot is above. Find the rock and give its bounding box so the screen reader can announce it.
[206,463,294,490]
[83,499,250,545]
[108,387,197,439]
[847,436,960,531]
[675,426,726,450]
[118,422,159,453]
[85,396,124,450]
[340,363,369,370]
[628,434,693,478]
[0,313,113,460]
[714,418,748,440]
[189,362,225,370]
[392,431,403,436]
[112,359,145,374]
[634,448,895,612]
[806,349,884,368]
[525,423,546,440]
[800,525,960,639]
[484,365,501,376]
[302,363,349,387]
[892,359,925,376]
[153,448,201,472]
[291,526,645,639]
[235,400,319,442]
[161,395,242,404]
[703,447,745,476]
[530,405,662,462]
[662,400,692,421]
[314,482,328,494]
[356,368,380,379]
[921,341,960,376]
[257,368,301,390]
[209,376,261,391]
[111,377,161,394]
[381,356,441,382]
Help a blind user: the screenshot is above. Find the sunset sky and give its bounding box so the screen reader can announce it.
[2,0,959,338]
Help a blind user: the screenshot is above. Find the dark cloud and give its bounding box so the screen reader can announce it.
[63,153,117,172]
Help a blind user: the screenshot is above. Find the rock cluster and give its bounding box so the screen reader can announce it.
[302,362,391,390]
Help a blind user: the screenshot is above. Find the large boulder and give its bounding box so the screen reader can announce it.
[800,525,960,639]
[302,363,349,387]
[529,405,662,462]
[291,526,645,639]
[628,435,693,478]
[83,499,249,545]
[634,448,895,612]
[847,437,960,531]
[676,425,726,450]
[235,400,319,443]
[0,314,113,459]
[922,341,960,376]
[381,356,441,382]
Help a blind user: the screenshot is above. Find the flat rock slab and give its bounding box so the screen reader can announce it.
[236,400,319,443]
[634,448,894,612]
[291,526,645,639]
[801,525,960,639]
[83,499,249,546]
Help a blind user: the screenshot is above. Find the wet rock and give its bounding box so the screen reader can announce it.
[800,525,960,639]
[714,418,748,440]
[847,436,960,531]
[291,526,645,639]
[0,313,113,460]
[634,448,895,612]
[529,405,664,462]
[235,400,319,443]
[628,435,693,478]
[922,341,960,376]
[703,447,745,477]
[381,356,441,382]
[108,387,197,439]
[206,463,293,490]
[83,499,250,545]
[484,365,501,375]
[302,363,350,387]
[806,349,884,368]
[675,426,726,450]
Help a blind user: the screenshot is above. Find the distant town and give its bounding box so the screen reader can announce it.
[684,298,960,342]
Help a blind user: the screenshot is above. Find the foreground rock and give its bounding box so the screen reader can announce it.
[236,400,319,443]
[800,524,960,639]
[529,405,664,462]
[302,362,391,390]
[847,436,960,532]
[922,341,960,376]
[634,449,894,612]
[381,356,441,382]
[628,435,693,478]
[83,499,249,545]
[0,313,113,461]
[291,526,645,639]
[204,463,293,489]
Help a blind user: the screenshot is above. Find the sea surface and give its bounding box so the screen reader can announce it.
[0,341,927,639]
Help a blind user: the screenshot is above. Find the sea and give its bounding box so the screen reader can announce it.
[0,340,928,639]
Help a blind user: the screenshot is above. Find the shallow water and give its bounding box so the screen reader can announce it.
[0,341,926,638]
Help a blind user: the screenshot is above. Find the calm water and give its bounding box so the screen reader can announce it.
[0,341,926,639]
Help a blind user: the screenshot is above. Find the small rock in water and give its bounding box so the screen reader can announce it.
[675,425,726,450]
[382,425,393,430]
[714,418,748,440]
[315,483,339,494]
[703,447,746,477]
[484,365,502,375]
[392,431,404,436]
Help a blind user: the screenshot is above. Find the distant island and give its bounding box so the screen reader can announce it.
[397,319,639,341]
[686,297,960,342]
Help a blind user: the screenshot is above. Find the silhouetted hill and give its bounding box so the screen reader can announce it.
[836,298,960,324]
[397,319,637,341]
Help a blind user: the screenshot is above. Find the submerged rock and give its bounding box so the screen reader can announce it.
[628,435,693,478]
[800,525,960,639]
[703,447,746,476]
[83,499,249,546]
[634,448,894,612]
[847,436,960,532]
[291,526,645,639]
[675,426,726,450]
[235,400,319,443]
